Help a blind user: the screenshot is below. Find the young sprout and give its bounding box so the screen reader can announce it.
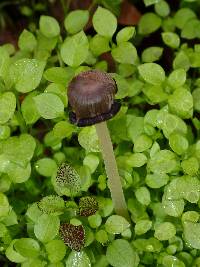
[68,70,130,221]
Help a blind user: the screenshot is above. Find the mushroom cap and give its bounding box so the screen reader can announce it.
[68,70,120,126]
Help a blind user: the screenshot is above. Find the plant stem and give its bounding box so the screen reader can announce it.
[95,121,130,221]
[16,94,27,133]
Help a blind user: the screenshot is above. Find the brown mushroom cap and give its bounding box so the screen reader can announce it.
[68,70,120,126]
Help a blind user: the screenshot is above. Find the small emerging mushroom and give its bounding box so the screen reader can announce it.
[68,70,130,221]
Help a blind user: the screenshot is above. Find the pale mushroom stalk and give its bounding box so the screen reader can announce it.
[95,121,130,220]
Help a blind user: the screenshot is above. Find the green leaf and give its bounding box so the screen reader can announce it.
[90,34,110,56]
[181,157,199,176]
[168,69,186,89]
[45,240,66,263]
[148,150,179,174]
[146,173,169,188]
[181,19,200,40]
[173,51,190,71]
[34,93,64,119]
[92,7,117,38]
[168,88,193,119]
[34,214,60,243]
[174,8,196,29]
[38,195,65,215]
[78,126,99,153]
[154,222,176,240]
[53,121,74,139]
[10,59,45,93]
[138,63,165,85]
[64,10,89,34]
[135,187,151,206]
[126,153,147,168]
[183,222,200,249]
[106,239,139,267]
[138,13,161,35]
[155,0,170,17]
[133,237,162,252]
[111,42,137,64]
[0,92,16,124]
[65,251,91,267]
[83,154,99,174]
[1,134,36,167]
[116,27,135,44]
[14,238,40,258]
[142,47,163,63]
[35,158,57,177]
[135,220,152,235]
[44,67,74,86]
[162,32,180,49]
[6,240,26,263]
[7,162,31,183]
[142,84,168,103]
[39,15,60,38]
[21,91,40,125]
[18,30,37,52]
[0,192,10,217]
[162,255,185,267]
[169,133,189,155]
[105,215,130,234]
[45,83,68,107]
[60,31,89,67]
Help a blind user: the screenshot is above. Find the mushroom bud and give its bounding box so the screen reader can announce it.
[68,70,130,221]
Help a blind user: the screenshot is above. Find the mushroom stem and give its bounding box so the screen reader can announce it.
[95,121,130,221]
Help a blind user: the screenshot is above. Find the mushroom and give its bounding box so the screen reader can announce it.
[68,70,130,221]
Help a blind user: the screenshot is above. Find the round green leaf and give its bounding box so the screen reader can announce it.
[135,187,151,206]
[35,158,57,177]
[105,215,130,234]
[116,26,135,44]
[14,238,40,258]
[18,29,37,52]
[0,92,16,124]
[154,222,176,240]
[39,16,60,38]
[0,192,10,217]
[10,59,45,93]
[65,251,91,267]
[106,239,139,267]
[34,93,64,119]
[34,214,60,243]
[78,126,99,153]
[169,133,189,155]
[135,220,152,235]
[162,32,180,49]
[138,63,165,85]
[111,42,137,64]
[138,13,161,35]
[92,7,117,38]
[6,240,26,263]
[174,8,196,29]
[142,47,163,63]
[60,31,89,67]
[45,240,66,263]
[146,173,169,188]
[21,92,40,125]
[155,0,170,17]
[183,222,200,249]
[64,10,89,34]
[168,69,186,89]
[90,34,110,56]
[168,88,193,119]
